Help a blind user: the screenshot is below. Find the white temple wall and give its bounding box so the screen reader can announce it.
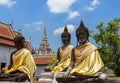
[0,44,16,72]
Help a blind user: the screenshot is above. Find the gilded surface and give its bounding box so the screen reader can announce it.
[51,45,73,73]
[70,42,104,75]
[3,48,36,83]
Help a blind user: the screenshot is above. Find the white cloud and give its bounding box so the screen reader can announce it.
[36,27,41,31]
[7,1,16,7]
[24,24,30,28]
[23,22,42,31]
[68,11,80,19]
[47,0,75,13]
[47,0,80,19]
[33,21,44,31]
[85,0,100,11]
[0,0,16,7]
[33,21,44,25]
[54,24,75,35]
[67,24,75,32]
[91,0,99,6]
[85,6,95,11]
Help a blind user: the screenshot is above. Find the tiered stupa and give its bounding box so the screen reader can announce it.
[38,22,52,54]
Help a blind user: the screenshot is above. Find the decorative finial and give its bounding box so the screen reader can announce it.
[78,20,88,33]
[64,25,68,32]
[80,20,84,27]
[10,19,14,26]
[61,25,71,37]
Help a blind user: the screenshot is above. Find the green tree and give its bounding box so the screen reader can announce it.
[91,18,120,76]
[47,57,56,66]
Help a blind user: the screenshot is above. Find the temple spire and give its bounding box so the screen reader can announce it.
[44,22,46,36]
[38,22,52,54]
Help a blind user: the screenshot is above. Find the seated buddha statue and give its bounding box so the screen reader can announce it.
[39,26,74,83]
[56,21,107,82]
[0,36,36,83]
[44,26,74,73]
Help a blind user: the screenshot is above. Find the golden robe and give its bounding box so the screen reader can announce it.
[70,42,104,76]
[51,45,73,73]
[3,48,36,83]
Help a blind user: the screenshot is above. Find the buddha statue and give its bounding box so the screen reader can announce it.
[45,25,73,73]
[0,36,36,83]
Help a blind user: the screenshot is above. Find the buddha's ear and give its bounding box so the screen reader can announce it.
[22,39,25,47]
[22,39,25,44]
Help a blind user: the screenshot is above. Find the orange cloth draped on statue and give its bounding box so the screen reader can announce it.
[70,42,104,76]
[51,45,73,73]
[2,48,36,83]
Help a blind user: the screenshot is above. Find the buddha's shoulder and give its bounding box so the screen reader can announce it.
[69,45,74,48]
[88,42,97,50]
[22,48,31,53]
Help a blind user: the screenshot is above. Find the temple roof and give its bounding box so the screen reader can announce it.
[0,22,34,52]
[0,22,14,46]
[25,40,34,53]
[33,55,56,65]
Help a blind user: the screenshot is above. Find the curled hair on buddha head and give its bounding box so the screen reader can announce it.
[61,25,71,43]
[14,35,25,44]
[76,20,89,45]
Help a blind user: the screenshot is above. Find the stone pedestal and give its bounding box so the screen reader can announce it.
[56,74,108,83]
[38,72,54,83]
[56,78,114,83]
[0,82,29,83]
[38,78,53,83]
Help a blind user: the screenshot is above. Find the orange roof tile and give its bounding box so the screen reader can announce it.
[0,22,14,46]
[0,23,14,39]
[34,57,53,64]
[25,41,34,53]
[0,38,14,46]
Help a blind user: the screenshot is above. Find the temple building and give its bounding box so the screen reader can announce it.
[38,23,52,54]
[0,22,15,71]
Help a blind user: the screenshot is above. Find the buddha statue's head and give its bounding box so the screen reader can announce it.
[61,26,71,45]
[14,35,25,50]
[76,20,89,45]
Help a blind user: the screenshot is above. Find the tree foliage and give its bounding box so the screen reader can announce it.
[47,57,56,66]
[91,18,120,76]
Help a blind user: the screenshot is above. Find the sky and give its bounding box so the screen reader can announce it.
[0,0,120,52]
